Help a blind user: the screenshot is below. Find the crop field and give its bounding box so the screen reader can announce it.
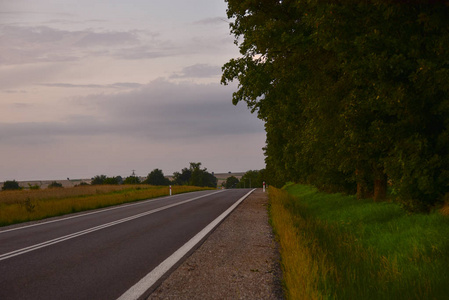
[0,185,210,227]
[269,184,449,300]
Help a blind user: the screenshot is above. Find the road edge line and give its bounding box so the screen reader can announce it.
[117,189,256,300]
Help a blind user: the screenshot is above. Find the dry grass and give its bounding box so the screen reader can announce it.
[0,185,209,226]
[440,202,449,216]
[269,187,328,300]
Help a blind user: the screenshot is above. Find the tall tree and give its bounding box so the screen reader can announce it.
[222,0,449,210]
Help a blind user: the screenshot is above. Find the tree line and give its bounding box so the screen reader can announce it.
[86,162,218,188]
[221,0,449,211]
[1,162,218,190]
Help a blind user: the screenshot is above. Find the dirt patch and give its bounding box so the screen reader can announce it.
[148,188,283,299]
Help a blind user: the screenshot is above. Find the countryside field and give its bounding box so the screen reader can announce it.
[270,184,449,300]
[0,185,210,227]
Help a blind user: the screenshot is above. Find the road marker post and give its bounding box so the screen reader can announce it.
[169,185,172,196]
[263,181,266,192]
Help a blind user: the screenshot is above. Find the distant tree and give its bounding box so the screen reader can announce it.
[189,162,217,188]
[2,180,21,191]
[143,169,170,186]
[91,175,107,185]
[173,162,217,187]
[172,168,192,185]
[225,176,239,189]
[237,170,264,188]
[103,176,121,185]
[48,181,63,188]
[124,176,141,185]
[202,171,218,188]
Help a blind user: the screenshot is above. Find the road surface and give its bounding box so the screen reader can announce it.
[0,188,254,300]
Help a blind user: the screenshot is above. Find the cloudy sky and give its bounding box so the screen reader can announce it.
[0,0,266,181]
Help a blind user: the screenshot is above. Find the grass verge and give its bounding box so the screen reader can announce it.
[0,185,210,227]
[269,184,449,299]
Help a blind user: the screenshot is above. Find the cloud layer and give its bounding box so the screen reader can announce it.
[1,79,263,144]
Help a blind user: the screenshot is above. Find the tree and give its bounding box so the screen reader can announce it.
[189,162,217,188]
[143,169,170,186]
[103,176,122,185]
[91,175,107,185]
[2,180,21,191]
[91,175,122,185]
[237,170,265,188]
[172,168,192,185]
[225,176,239,189]
[222,0,449,211]
[124,176,141,185]
[173,162,217,187]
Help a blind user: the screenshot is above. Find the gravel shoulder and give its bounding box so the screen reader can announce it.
[148,188,284,299]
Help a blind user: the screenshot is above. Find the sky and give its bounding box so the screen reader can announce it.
[0,0,266,181]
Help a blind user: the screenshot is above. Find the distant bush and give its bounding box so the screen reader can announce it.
[91,175,122,185]
[48,181,63,188]
[91,175,107,185]
[28,183,41,190]
[2,180,21,191]
[76,182,90,187]
[124,176,141,184]
[104,176,122,185]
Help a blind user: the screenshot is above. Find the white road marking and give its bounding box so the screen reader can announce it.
[0,190,210,234]
[117,189,256,300]
[0,190,224,261]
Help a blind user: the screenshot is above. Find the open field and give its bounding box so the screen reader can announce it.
[269,184,449,299]
[0,185,210,227]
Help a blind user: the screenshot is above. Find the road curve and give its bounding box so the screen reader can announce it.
[0,188,255,300]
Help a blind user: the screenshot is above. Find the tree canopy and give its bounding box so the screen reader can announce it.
[143,169,170,186]
[173,162,217,188]
[222,0,449,211]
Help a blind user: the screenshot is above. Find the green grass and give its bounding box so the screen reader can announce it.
[269,184,449,299]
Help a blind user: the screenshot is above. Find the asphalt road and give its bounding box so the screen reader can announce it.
[0,188,254,300]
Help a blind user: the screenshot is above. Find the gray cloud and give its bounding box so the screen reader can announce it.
[193,17,228,26]
[170,64,221,79]
[39,82,144,89]
[73,31,139,47]
[0,25,144,65]
[1,80,264,145]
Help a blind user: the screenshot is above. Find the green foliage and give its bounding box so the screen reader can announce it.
[123,176,141,185]
[173,162,217,188]
[48,181,63,188]
[28,183,40,190]
[237,169,265,188]
[222,0,449,211]
[2,180,21,191]
[103,176,122,185]
[143,169,170,186]
[172,168,190,185]
[224,176,239,189]
[91,175,107,185]
[91,175,122,185]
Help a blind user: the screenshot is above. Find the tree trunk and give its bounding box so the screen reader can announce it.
[357,181,369,199]
[356,169,370,199]
[373,173,387,201]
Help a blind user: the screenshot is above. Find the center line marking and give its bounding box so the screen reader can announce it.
[0,190,224,262]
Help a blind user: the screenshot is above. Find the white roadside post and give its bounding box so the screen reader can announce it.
[169,185,172,196]
[263,181,266,192]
